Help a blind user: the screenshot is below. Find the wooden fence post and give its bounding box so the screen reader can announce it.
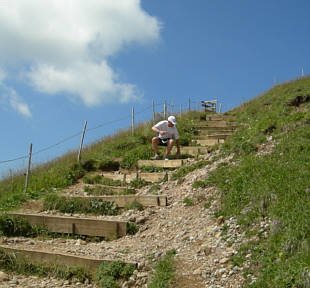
[188,97,191,111]
[152,99,155,122]
[164,101,167,119]
[219,103,222,114]
[24,143,33,194]
[131,107,135,136]
[77,120,88,163]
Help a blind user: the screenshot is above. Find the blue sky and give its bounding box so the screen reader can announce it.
[0,0,309,178]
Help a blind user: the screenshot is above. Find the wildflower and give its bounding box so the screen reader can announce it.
[225,179,230,184]
[306,188,310,193]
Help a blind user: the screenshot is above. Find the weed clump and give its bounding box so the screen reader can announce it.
[129,178,149,189]
[183,197,194,206]
[171,160,208,180]
[43,194,120,215]
[0,214,47,237]
[0,248,92,282]
[97,261,135,288]
[82,175,122,186]
[148,249,176,288]
[126,222,139,235]
[98,159,120,171]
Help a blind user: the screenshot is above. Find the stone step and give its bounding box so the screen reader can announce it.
[137,159,188,168]
[193,139,225,146]
[9,212,127,237]
[172,146,209,155]
[101,172,169,183]
[66,195,167,207]
[0,245,136,273]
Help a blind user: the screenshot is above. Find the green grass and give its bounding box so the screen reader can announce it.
[0,248,137,287]
[203,77,310,287]
[43,194,120,215]
[0,112,197,212]
[82,175,123,186]
[0,248,92,283]
[148,249,176,288]
[183,197,194,206]
[97,261,136,288]
[0,214,48,237]
[125,200,144,211]
[171,160,209,180]
[83,185,135,196]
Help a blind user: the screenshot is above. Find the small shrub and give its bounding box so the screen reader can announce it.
[130,178,149,189]
[98,159,120,171]
[0,214,46,237]
[192,180,208,189]
[98,261,136,288]
[149,249,176,288]
[149,185,160,193]
[127,222,139,235]
[125,200,144,211]
[183,197,193,206]
[81,159,97,172]
[99,276,118,288]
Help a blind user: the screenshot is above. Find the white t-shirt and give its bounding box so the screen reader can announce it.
[154,120,179,140]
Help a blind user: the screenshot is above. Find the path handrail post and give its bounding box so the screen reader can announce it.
[24,143,33,194]
[78,120,88,163]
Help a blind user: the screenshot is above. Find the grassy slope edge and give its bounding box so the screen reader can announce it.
[207,77,310,287]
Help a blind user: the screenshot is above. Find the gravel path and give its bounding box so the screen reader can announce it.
[0,152,263,288]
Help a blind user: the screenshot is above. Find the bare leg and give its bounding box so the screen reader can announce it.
[165,139,174,156]
[152,137,159,155]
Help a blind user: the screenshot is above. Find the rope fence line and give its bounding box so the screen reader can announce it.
[0,98,218,170]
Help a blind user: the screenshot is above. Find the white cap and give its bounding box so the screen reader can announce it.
[168,115,177,125]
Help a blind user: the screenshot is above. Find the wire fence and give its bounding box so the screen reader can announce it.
[0,98,215,167]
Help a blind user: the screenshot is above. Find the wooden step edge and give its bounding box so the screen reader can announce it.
[83,184,136,193]
[0,245,137,272]
[137,159,188,168]
[9,212,127,237]
[63,195,168,207]
[101,172,171,183]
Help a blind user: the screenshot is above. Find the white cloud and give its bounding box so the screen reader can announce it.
[0,0,161,106]
[0,68,7,84]
[0,79,32,118]
[27,61,140,106]
[9,91,32,118]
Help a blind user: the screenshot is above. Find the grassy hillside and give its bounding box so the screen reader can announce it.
[0,77,309,287]
[203,76,310,287]
[0,112,199,211]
